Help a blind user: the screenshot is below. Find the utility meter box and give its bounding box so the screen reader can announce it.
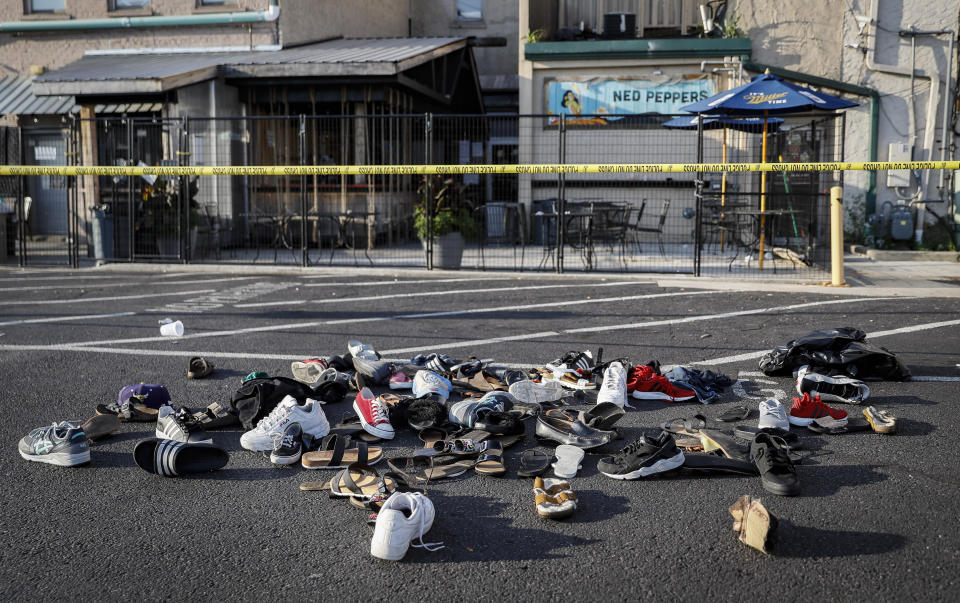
[886,143,912,188]
[890,204,914,240]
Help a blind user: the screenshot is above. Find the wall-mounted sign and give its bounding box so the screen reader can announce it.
[546,77,715,125]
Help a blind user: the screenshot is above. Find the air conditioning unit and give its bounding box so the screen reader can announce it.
[602,12,636,39]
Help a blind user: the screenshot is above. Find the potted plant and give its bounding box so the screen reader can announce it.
[414,175,480,268]
[136,176,200,256]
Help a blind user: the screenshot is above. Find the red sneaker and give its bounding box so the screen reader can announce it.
[788,393,847,426]
[353,387,395,440]
[626,365,696,402]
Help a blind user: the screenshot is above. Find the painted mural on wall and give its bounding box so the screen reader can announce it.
[546,77,716,125]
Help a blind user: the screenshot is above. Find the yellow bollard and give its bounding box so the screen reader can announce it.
[830,186,845,286]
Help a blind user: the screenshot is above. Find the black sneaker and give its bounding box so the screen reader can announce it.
[18,421,90,467]
[750,432,800,496]
[597,430,684,479]
[270,422,303,466]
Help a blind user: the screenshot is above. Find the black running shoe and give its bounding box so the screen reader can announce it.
[270,422,303,466]
[597,430,684,480]
[750,432,800,496]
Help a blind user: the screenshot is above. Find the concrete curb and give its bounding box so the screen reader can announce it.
[864,249,959,262]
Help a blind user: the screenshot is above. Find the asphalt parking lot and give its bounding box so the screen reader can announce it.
[1,267,959,601]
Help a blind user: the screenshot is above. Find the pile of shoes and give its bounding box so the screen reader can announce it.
[17,332,907,561]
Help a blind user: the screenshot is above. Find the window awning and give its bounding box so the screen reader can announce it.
[0,76,74,116]
[33,37,472,95]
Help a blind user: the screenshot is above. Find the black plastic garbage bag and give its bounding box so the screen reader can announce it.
[759,327,910,381]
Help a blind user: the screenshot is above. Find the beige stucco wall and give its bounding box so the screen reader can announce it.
[279,0,408,47]
[736,0,843,81]
[411,0,518,79]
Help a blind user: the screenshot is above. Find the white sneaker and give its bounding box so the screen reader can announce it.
[508,379,564,404]
[239,395,330,452]
[348,340,380,361]
[757,398,790,431]
[595,361,628,408]
[370,492,443,561]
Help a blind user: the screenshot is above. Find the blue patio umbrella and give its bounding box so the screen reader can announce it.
[661,115,784,132]
[679,73,858,115]
[679,73,857,268]
[664,115,786,251]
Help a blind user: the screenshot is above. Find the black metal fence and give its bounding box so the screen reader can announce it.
[6,112,843,279]
[1,124,80,267]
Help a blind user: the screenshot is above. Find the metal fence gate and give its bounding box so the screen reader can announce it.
[20,112,843,279]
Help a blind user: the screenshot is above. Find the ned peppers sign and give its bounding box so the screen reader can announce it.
[546,77,715,124]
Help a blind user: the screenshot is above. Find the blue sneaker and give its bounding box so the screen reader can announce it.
[448,391,515,428]
[18,421,90,467]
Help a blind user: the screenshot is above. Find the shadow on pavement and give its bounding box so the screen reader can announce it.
[408,492,601,562]
[775,522,907,558]
[870,394,937,406]
[893,418,936,436]
[800,464,888,497]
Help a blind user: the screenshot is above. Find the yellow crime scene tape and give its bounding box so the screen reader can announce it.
[0,161,958,176]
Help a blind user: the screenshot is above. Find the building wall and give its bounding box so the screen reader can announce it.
[279,0,408,47]
[0,0,277,74]
[411,0,518,79]
[739,0,958,231]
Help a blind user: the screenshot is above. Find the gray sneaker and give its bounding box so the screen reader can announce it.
[758,398,790,431]
[156,404,213,444]
[352,356,394,386]
[508,379,564,404]
[18,421,90,467]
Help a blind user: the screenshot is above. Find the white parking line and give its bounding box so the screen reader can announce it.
[235,280,647,308]
[0,289,217,306]
[0,274,135,282]
[378,297,891,355]
[691,317,960,366]
[300,276,508,289]
[0,276,254,292]
[45,289,710,347]
[0,311,136,327]
[0,343,300,361]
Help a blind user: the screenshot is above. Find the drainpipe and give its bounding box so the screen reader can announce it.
[0,0,279,33]
[742,60,880,215]
[864,0,945,244]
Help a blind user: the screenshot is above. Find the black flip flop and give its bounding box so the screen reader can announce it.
[584,402,626,430]
[717,405,750,423]
[734,425,800,446]
[681,453,759,475]
[517,449,551,477]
